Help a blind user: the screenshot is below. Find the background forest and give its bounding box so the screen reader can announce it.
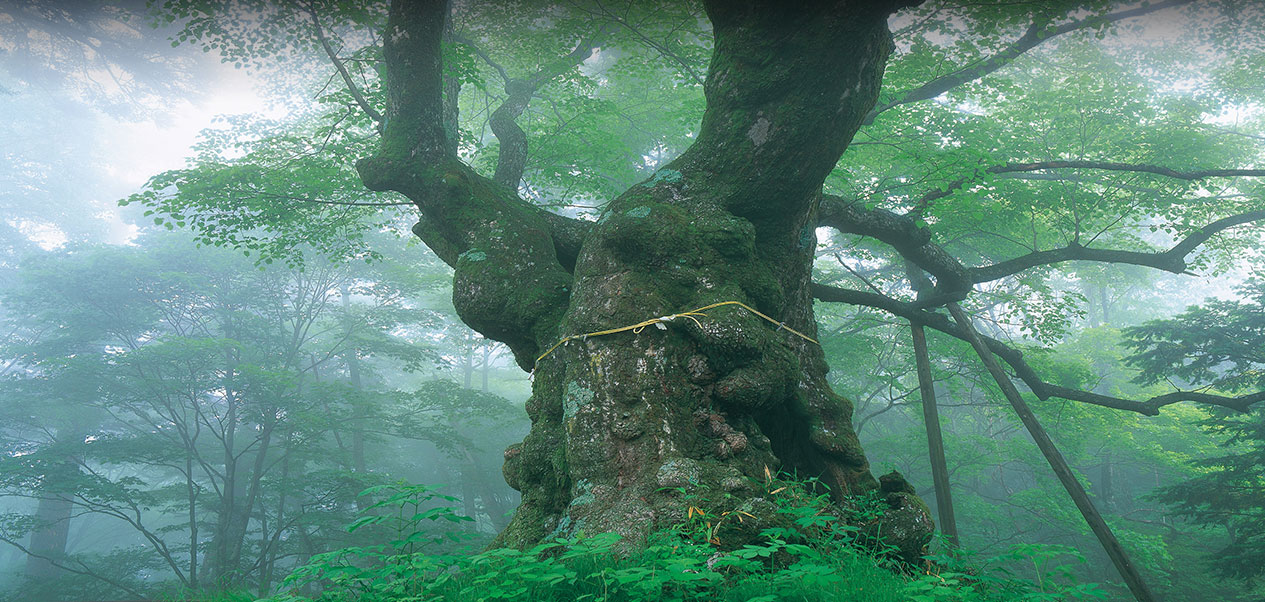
[0,1,1263,601]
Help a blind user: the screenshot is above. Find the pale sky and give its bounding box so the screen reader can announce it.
[6,51,283,249]
[95,64,285,246]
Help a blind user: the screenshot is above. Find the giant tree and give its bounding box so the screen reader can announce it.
[348,0,945,554]
[132,0,1265,598]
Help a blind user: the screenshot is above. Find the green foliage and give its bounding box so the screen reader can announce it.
[6,1,1264,600]
[120,114,409,269]
[1123,280,1265,581]
[1123,278,1265,392]
[819,299,1258,599]
[260,477,1102,602]
[913,544,1106,602]
[1149,406,1265,581]
[0,234,517,600]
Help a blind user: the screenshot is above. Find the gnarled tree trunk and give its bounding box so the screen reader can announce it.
[357,0,931,554]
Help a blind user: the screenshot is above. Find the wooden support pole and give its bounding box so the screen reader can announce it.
[910,322,960,547]
[946,303,1156,602]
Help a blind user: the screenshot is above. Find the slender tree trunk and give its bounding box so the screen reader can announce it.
[358,0,931,555]
[204,360,239,586]
[24,489,74,579]
[26,426,85,580]
[186,452,199,589]
[481,341,490,393]
[457,446,481,530]
[259,434,293,597]
[1100,285,1111,326]
[910,323,958,547]
[224,417,275,584]
[946,303,1156,602]
[341,284,367,475]
[1100,451,1114,511]
[482,477,513,532]
[462,332,474,390]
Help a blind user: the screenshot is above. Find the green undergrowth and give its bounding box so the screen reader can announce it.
[253,480,1106,602]
[180,593,259,602]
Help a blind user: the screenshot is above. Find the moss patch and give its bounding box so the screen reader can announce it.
[564,381,595,421]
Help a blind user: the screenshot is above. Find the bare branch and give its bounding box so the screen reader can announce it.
[819,193,972,305]
[1041,383,1265,415]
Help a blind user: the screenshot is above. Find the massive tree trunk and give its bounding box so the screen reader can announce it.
[358,0,930,554]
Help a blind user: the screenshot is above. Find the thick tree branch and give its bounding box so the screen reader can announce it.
[835,158,1264,290]
[537,211,592,273]
[865,0,1194,123]
[356,0,582,368]
[810,282,1264,415]
[970,210,1265,283]
[1041,384,1265,416]
[820,193,971,305]
[447,28,603,265]
[358,0,448,177]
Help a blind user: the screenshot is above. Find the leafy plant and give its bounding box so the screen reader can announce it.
[263,477,1105,602]
[271,482,475,601]
[915,544,1106,602]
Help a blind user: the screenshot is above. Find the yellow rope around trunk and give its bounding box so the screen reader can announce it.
[532,300,819,372]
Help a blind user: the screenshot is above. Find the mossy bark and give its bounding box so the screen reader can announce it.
[359,0,931,557]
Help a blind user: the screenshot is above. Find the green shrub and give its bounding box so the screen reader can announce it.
[258,478,1105,602]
